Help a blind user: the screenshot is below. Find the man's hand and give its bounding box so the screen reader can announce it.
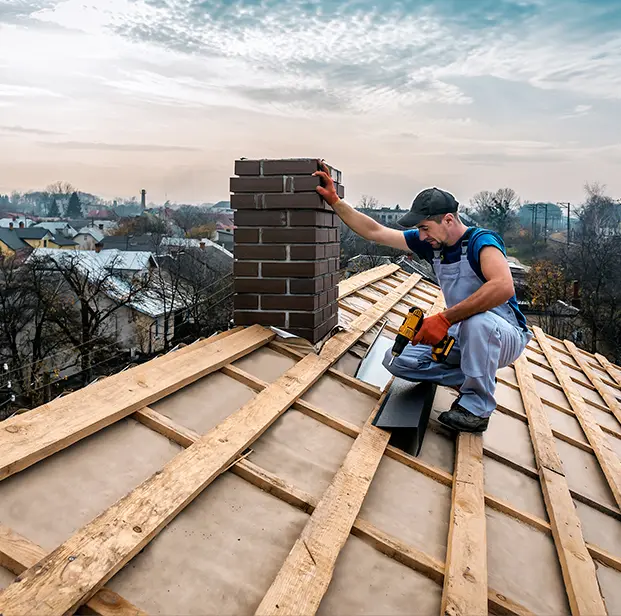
[412,313,450,346]
[313,160,339,206]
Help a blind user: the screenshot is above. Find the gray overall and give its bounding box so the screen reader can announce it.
[383,235,532,417]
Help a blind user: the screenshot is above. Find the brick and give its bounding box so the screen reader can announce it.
[288,211,335,227]
[336,183,345,199]
[231,194,259,209]
[285,327,323,344]
[328,228,339,242]
[262,261,323,278]
[320,313,339,335]
[234,261,259,277]
[261,294,329,311]
[234,210,287,227]
[289,276,324,294]
[235,278,286,294]
[234,228,260,243]
[283,176,322,192]
[289,308,326,328]
[231,176,284,193]
[328,257,338,273]
[327,287,338,303]
[234,294,259,310]
[235,244,287,260]
[324,243,340,259]
[262,228,330,244]
[235,160,261,175]
[262,159,320,175]
[234,310,286,327]
[290,244,325,260]
[264,193,329,210]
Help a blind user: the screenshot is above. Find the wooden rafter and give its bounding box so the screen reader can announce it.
[338,263,400,299]
[514,354,607,616]
[564,341,621,427]
[596,353,621,388]
[0,525,146,616]
[441,433,488,616]
[0,324,274,482]
[534,326,621,509]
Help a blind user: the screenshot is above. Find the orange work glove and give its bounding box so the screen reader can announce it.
[412,313,451,346]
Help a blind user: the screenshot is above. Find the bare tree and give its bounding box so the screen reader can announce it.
[358,195,380,210]
[33,251,153,383]
[45,181,75,196]
[470,188,520,237]
[562,185,621,358]
[0,254,69,408]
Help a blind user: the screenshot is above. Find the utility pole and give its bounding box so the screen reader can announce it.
[544,203,549,243]
[557,202,571,244]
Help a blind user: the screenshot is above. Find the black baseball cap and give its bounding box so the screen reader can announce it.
[397,187,459,227]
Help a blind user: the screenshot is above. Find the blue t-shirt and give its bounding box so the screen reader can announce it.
[403,227,528,331]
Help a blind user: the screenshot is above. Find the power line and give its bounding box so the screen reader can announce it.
[0,335,116,380]
[27,350,128,395]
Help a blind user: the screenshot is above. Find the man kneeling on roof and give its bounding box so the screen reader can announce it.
[314,161,532,433]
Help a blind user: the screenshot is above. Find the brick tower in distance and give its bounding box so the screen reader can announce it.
[231,158,344,343]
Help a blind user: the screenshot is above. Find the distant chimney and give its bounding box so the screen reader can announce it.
[95,242,102,253]
[231,158,344,344]
[141,189,146,209]
[199,240,206,250]
[8,222,13,230]
[18,221,24,229]
[99,223,104,231]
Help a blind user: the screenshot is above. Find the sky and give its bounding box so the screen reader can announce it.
[1,0,621,207]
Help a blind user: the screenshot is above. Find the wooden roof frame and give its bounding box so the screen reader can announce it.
[0,265,619,615]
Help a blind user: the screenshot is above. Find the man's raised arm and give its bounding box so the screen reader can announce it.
[314,162,409,252]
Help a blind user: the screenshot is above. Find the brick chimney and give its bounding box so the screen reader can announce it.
[18,221,24,229]
[8,222,13,230]
[231,158,344,343]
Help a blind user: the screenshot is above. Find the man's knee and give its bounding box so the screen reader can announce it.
[459,313,495,339]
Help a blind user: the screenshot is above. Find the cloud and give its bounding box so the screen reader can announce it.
[0,124,59,135]
[39,140,202,152]
[560,103,594,119]
[0,84,62,98]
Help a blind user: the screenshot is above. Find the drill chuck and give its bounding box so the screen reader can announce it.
[391,334,409,357]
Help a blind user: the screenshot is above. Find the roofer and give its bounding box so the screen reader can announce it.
[314,161,532,432]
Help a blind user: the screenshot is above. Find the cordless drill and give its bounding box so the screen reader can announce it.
[389,306,455,365]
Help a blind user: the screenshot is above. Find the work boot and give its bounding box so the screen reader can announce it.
[438,402,489,433]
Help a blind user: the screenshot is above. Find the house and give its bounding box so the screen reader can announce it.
[27,248,190,355]
[355,205,404,225]
[86,208,118,220]
[33,221,78,238]
[215,228,234,253]
[73,227,104,250]
[16,227,77,250]
[101,234,161,252]
[0,216,34,229]
[0,228,28,256]
[67,218,118,235]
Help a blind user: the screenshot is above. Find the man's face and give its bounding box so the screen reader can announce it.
[416,217,450,248]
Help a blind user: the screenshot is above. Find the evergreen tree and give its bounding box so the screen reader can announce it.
[66,192,82,218]
[48,198,60,217]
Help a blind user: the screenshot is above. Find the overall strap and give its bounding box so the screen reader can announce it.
[460,227,476,257]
